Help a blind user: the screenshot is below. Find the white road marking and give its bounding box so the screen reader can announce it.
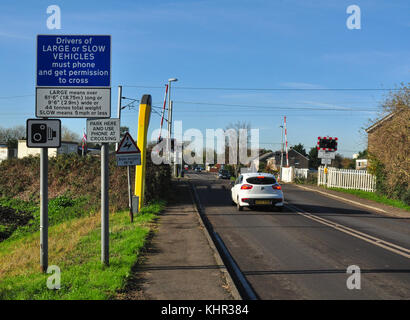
[286,203,410,259]
[294,184,388,214]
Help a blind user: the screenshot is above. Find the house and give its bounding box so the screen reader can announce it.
[17,140,79,159]
[355,159,368,170]
[365,111,399,154]
[365,109,409,166]
[249,148,309,172]
[283,148,309,169]
[0,144,17,162]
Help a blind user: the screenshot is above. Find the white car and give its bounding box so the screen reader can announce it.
[231,172,284,211]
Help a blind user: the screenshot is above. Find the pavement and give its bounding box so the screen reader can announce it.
[118,179,240,300]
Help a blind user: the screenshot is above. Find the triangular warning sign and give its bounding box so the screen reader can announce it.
[116,132,140,154]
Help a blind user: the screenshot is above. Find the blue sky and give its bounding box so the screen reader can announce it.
[0,0,409,157]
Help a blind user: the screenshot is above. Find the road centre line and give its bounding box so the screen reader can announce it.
[294,184,388,214]
[285,203,410,259]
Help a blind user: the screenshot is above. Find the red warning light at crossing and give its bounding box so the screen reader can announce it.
[317,136,338,151]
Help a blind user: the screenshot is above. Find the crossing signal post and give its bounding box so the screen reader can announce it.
[317,136,338,152]
[317,136,338,184]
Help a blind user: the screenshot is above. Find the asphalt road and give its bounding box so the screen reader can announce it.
[186,171,410,300]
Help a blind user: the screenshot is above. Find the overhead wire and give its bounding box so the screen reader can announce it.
[121,85,398,91]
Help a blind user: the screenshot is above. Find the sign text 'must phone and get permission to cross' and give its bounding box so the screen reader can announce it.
[36,35,111,118]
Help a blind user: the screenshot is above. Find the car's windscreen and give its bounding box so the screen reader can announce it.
[246,176,276,185]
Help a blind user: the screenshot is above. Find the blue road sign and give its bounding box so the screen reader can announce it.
[37,35,111,87]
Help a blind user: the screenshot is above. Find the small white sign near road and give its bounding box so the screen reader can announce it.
[86,118,120,143]
[36,87,111,118]
[318,150,336,159]
[116,132,141,166]
[116,154,141,166]
[321,158,332,165]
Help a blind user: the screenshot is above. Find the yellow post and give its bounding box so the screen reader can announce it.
[135,95,152,210]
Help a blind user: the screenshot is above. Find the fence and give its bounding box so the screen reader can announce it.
[294,168,309,179]
[318,166,376,192]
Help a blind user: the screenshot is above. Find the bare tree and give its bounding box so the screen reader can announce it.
[61,126,80,142]
[224,121,252,176]
[0,125,26,148]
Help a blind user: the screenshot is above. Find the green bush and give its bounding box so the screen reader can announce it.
[400,188,410,206]
[0,151,172,241]
[144,159,171,204]
[294,172,317,185]
[368,155,408,204]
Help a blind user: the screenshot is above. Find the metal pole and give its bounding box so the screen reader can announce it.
[101,143,109,265]
[115,85,122,151]
[168,83,172,139]
[158,84,169,142]
[169,101,173,169]
[284,116,289,167]
[170,100,177,177]
[127,165,133,222]
[40,147,48,273]
[280,125,284,181]
[168,87,172,165]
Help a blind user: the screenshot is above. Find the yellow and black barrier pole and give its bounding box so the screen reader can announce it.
[135,95,152,211]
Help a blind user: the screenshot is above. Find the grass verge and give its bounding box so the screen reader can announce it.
[327,187,410,211]
[0,201,164,300]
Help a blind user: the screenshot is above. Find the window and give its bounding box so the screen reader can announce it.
[246,176,277,185]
